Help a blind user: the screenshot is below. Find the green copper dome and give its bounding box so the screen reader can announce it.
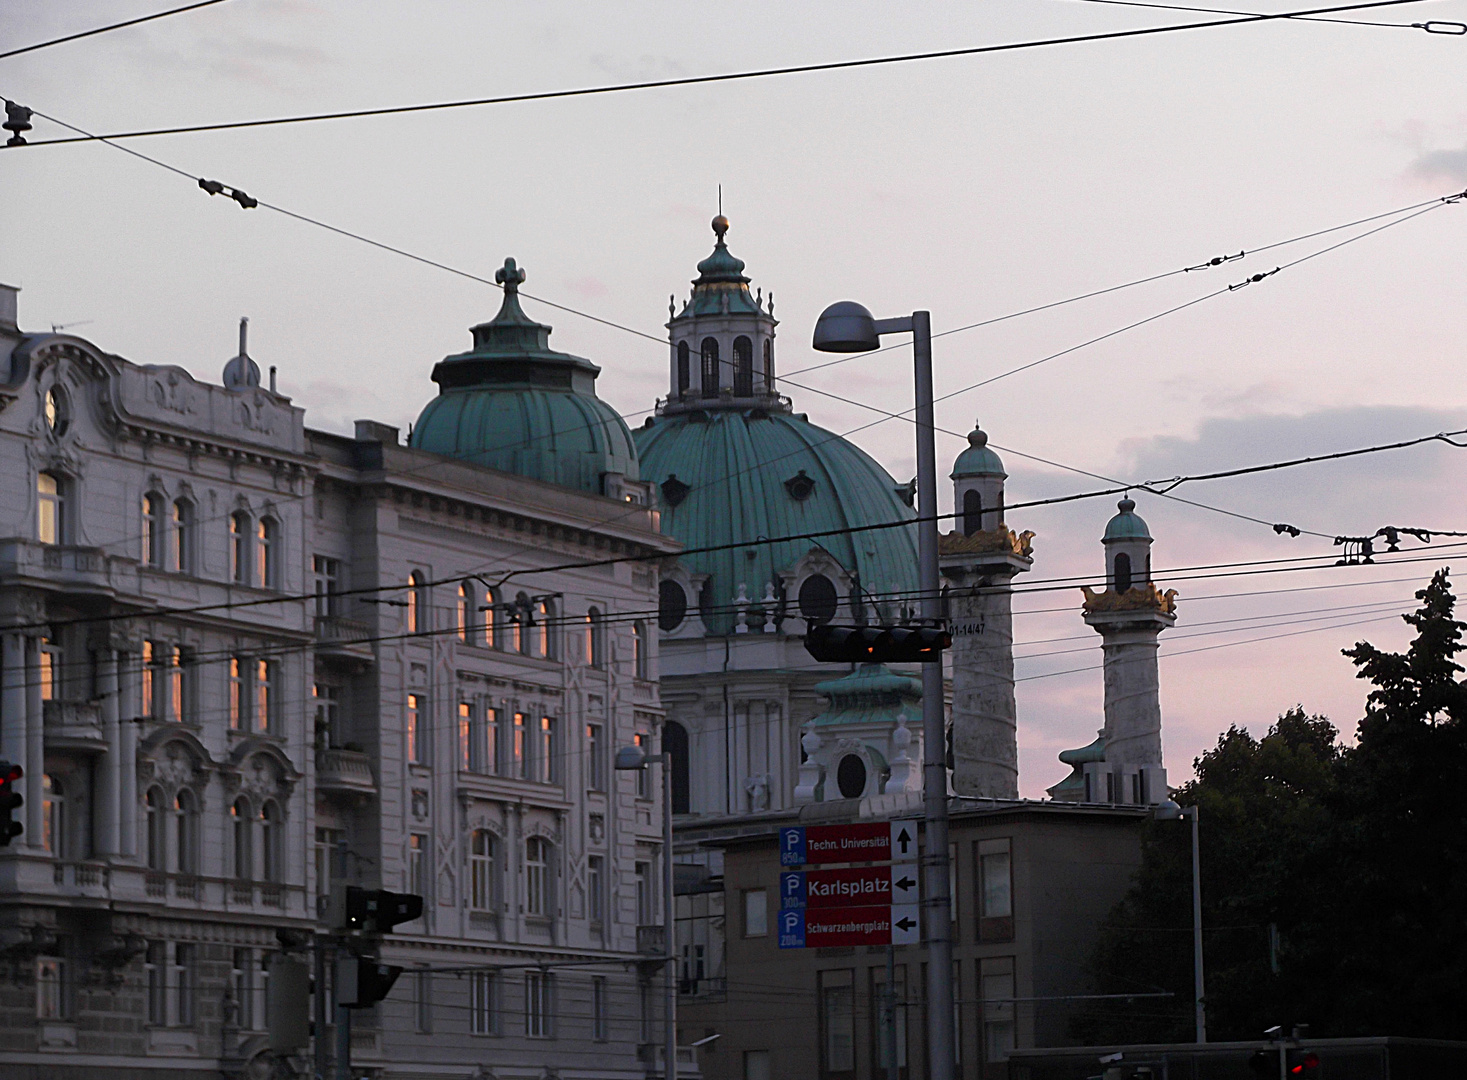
[951,422,1005,479]
[410,258,638,493]
[1103,497,1152,542]
[635,408,919,634]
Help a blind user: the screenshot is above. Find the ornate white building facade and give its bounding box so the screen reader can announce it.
[0,274,679,1080]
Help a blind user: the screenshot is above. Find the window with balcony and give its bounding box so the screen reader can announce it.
[635,862,652,926]
[37,472,66,545]
[313,555,340,617]
[314,682,341,749]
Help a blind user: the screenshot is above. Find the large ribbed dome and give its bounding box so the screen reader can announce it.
[635,408,919,634]
[410,258,638,493]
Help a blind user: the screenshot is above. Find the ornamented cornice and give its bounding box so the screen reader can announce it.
[939,526,1034,558]
[1081,582,1179,615]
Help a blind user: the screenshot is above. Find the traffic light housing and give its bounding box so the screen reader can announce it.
[1248,1050,1274,1076]
[0,761,23,846]
[804,624,950,664]
[1286,1049,1320,1076]
[335,954,403,1008]
[342,887,423,934]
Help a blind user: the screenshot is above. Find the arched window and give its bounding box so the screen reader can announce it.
[963,489,983,537]
[586,607,605,668]
[514,592,531,655]
[798,574,839,625]
[677,341,691,395]
[458,583,471,642]
[230,512,251,584]
[763,338,774,391]
[256,518,279,588]
[633,621,648,680]
[261,801,282,883]
[172,499,194,573]
[524,837,549,916]
[174,790,198,874]
[664,722,690,814]
[469,829,496,912]
[145,787,165,870]
[484,587,498,649]
[232,797,253,880]
[1114,552,1133,594]
[700,337,719,396]
[408,572,426,634]
[658,580,687,633]
[535,598,554,659]
[143,494,164,566]
[42,774,63,858]
[36,472,65,545]
[733,336,753,396]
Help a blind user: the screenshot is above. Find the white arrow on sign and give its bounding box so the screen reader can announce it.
[890,867,919,902]
[889,821,918,863]
[891,904,921,945]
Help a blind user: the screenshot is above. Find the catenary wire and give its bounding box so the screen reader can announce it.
[0,0,231,62]
[1,0,1426,148]
[1068,0,1463,30]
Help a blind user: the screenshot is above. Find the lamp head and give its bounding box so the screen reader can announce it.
[812,301,881,353]
[1152,798,1183,821]
[614,745,648,770]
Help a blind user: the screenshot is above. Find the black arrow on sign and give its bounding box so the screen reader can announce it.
[894,917,917,932]
[893,875,916,892]
[895,827,912,854]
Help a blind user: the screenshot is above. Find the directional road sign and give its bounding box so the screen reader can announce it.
[780,865,921,909]
[778,904,921,948]
[779,821,919,867]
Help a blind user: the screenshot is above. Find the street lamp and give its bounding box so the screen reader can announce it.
[813,300,955,1080]
[616,742,677,1080]
[1154,798,1206,1043]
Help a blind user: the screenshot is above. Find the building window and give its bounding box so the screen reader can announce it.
[174,943,196,1027]
[700,336,719,396]
[633,621,649,679]
[963,489,982,536]
[592,975,608,1040]
[977,838,1014,943]
[870,964,908,1074]
[41,773,63,858]
[980,958,1016,1063]
[39,637,57,701]
[659,580,688,632]
[229,657,246,730]
[407,693,423,764]
[586,723,605,791]
[799,574,840,624]
[1114,551,1133,593]
[458,582,471,642]
[232,948,254,1030]
[512,713,527,779]
[44,384,70,435]
[665,721,690,814]
[459,701,473,771]
[469,829,495,912]
[145,787,165,870]
[414,969,432,1034]
[743,888,767,937]
[174,790,198,874]
[261,801,282,883]
[174,647,195,724]
[587,855,604,924]
[535,598,554,658]
[142,640,159,719]
[408,572,426,634]
[172,499,194,573]
[469,971,500,1035]
[483,587,498,648]
[819,969,856,1076]
[409,834,426,898]
[254,659,276,733]
[733,335,754,396]
[587,607,605,669]
[313,555,340,617]
[143,493,164,566]
[746,1050,772,1080]
[537,716,557,784]
[315,827,343,899]
[763,338,774,391]
[677,340,690,395]
[231,512,251,584]
[146,941,166,1024]
[37,472,65,545]
[256,517,279,588]
[525,837,550,917]
[525,971,553,1038]
[314,682,341,749]
[233,798,253,880]
[635,862,652,925]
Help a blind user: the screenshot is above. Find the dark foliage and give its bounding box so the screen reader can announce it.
[1079,569,1467,1042]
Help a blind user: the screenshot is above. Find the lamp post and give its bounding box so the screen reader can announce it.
[1155,798,1205,1043]
[616,742,677,1080]
[812,301,954,1080]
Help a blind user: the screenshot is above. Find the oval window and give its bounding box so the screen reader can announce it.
[836,754,867,799]
[798,574,839,624]
[44,385,69,436]
[659,579,688,632]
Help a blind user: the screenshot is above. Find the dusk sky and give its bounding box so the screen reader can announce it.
[6,0,1467,796]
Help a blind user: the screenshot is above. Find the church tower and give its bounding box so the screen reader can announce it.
[938,423,1033,799]
[1052,498,1176,803]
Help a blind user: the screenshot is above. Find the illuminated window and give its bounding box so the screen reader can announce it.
[512,713,527,778]
[408,572,426,634]
[256,518,279,588]
[538,716,557,784]
[483,587,498,648]
[228,657,245,730]
[407,693,423,764]
[41,774,63,858]
[36,472,64,544]
[458,583,471,642]
[253,659,275,733]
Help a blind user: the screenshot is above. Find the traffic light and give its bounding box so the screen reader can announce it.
[1286,1049,1320,1076]
[804,624,950,664]
[336,954,403,1008]
[1248,1050,1274,1076]
[0,761,23,846]
[342,887,423,934]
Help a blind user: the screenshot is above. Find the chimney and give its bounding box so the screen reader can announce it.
[0,284,18,334]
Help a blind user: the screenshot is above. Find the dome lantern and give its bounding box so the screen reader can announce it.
[1102,497,1153,592]
[951,421,1006,535]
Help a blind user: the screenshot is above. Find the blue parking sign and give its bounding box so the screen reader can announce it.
[777,908,806,949]
[779,826,806,866]
[780,871,807,909]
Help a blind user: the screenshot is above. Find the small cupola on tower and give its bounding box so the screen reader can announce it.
[222,317,261,390]
[663,216,780,413]
[1102,497,1152,593]
[950,421,1006,535]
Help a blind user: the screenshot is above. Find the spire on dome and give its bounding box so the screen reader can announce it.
[950,420,1005,479]
[222,316,260,390]
[695,215,749,284]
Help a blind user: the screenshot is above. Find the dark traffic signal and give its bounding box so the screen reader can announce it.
[336,955,403,1008]
[343,887,423,934]
[0,761,23,846]
[804,624,950,664]
[1286,1050,1320,1076]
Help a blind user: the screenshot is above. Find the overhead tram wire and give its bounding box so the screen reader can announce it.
[1068,0,1466,32]
[0,0,232,62]
[1,0,1426,149]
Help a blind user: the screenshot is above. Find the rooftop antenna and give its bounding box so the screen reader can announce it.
[239,316,249,356]
[51,319,93,333]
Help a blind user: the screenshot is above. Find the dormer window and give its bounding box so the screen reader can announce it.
[44,385,69,436]
[784,470,816,502]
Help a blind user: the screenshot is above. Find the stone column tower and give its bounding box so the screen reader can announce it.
[939,424,1033,799]
[1079,498,1176,804]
